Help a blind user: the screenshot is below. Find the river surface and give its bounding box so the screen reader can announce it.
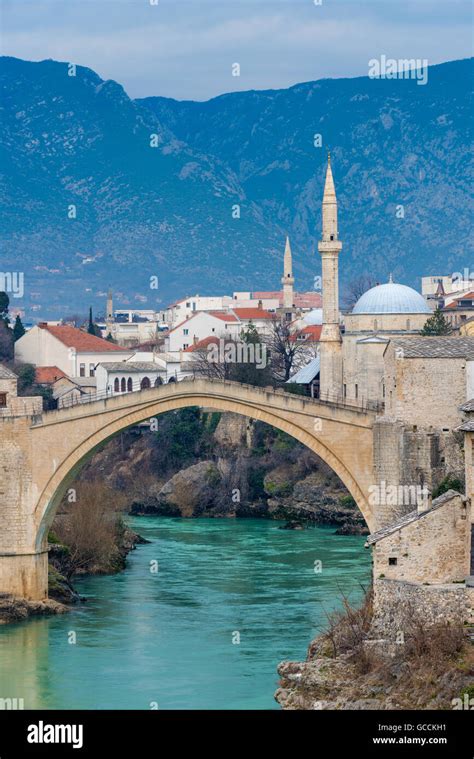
[0,517,370,710]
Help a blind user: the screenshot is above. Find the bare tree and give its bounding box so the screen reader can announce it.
[189,334,237,380]
[341,275,377,311]
[265,317,310,383]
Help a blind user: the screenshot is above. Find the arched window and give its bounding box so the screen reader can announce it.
[114,378,119,393]
[127,377,133,392]
[154,377,163,387]
[141,377,151,390]
[121,377,126,393]
[168,376,176,383]
[373,319,378,331]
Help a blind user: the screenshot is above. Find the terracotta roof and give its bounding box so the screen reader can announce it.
[39,324,126,352]
[294,325,322,341]
[251,291,323,308]
[184,336,220,352]
[211,311,239,322]
[35,366,68,384]
[232,308,274,320]
[168,311,238,334]
[454,291,474,300]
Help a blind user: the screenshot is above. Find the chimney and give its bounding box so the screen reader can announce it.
[38,322,47,329]
[258,299,263,310]
[193,335,198,345]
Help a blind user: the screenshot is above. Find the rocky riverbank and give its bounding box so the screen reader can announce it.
[83,410,367,534]
[0,524,147,624]
[275,590,474,710]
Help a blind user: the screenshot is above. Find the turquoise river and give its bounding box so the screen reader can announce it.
[0,517,371,710]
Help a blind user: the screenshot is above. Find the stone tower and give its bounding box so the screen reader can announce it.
[281,236,295,309]
[318,153,343,400]
[106,288,113,336]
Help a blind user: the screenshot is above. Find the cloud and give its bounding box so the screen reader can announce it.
[1,0,472,99]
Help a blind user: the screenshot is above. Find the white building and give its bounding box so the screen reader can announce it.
[164,295,233,329]
[95,356,194,396]
[15,323,132,379]
[165,311,241,352]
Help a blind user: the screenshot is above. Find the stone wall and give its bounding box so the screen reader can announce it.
[372,492,470,583]
[384,346,466,431]
[371,578,473,638]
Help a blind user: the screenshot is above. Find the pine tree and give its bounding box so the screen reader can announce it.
[87,307,96,335]
[13,314,25,341]
[419,308,452,336]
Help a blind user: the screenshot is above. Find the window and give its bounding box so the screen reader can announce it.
[183,329,189,336]
[406,319,411,330]
[186,302,190,308]
[121,377,126,392]
[89,364,95,377]
[0,393,6,408]
[114,378,119,392]
[183,343,189,350]
[355,384,358,399]
[141,377,151,390]
[79,364,85,377]
[154,377,163,387]
[127,377,133,392]
[388,557,398,566]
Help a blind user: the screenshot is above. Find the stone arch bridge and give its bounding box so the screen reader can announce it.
[1,378,393,600]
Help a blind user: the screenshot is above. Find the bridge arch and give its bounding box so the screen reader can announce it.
[33,385,375,552]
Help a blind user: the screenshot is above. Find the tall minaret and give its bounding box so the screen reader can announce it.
[281,236,295,309]
[318,153,343,400]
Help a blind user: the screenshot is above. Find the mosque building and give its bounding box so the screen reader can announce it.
[317,154,432,406]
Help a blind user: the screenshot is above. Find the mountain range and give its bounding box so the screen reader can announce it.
[1,56,472,319]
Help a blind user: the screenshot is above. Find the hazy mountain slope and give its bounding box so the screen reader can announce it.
[140,58,474,284]
[1,56,472,318]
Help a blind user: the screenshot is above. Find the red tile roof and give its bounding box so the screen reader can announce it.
[184,336,220,352]
[291,325,322,342]
[232,308,274,320]
[39,324,126,352]
[250,291,322,308]
[35,366,68,384]
[454,291,474,300]
[211,311,239,322]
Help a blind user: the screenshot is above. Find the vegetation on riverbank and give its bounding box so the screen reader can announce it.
[276,588,474,710]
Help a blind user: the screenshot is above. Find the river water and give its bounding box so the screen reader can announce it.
[0,517,370,710]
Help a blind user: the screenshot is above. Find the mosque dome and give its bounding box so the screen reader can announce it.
[303,308,323,325]
[352,280,431,315]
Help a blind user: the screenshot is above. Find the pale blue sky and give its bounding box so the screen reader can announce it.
[1,0,472,100]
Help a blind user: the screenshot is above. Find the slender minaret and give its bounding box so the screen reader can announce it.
[106,288,113,336]
[318,153,343,400]
[281,236,295,309]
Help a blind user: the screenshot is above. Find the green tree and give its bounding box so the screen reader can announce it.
[420,308,452,336]
[13,314,25,341]
[0,291,10,326]
[87,307,101,337]
[15,363,36,394]
[87,307,95,335]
